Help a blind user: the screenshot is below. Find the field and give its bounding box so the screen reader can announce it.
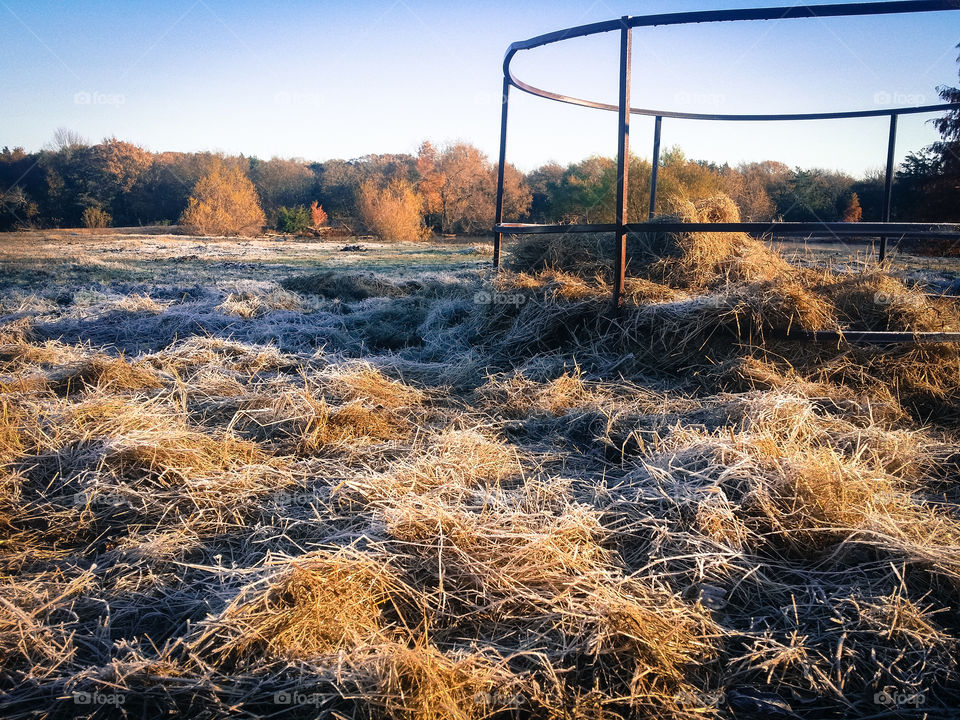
[2,218,960,719]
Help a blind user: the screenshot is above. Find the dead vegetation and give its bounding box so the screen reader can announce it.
[1,218,960,719]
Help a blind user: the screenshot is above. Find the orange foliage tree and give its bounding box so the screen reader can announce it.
[179,159,265,236]
[416,141,445,228]
[356,178,426,242]
[310,201,328,228]
[842,192,863,222]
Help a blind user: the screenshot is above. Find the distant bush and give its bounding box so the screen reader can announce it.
[356,179,426,242]
[310,201,328,228]
[276,205,311,234]
[180,159,265,236]
[81,205,111,228]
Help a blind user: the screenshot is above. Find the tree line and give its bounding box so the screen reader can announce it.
[1,63,957,238]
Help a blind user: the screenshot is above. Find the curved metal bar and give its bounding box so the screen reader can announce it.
[511,73,957,121]
[504,0,960,122]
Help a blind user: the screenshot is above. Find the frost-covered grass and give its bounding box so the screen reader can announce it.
[1,228,960,719]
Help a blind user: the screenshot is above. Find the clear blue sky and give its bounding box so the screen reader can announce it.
[1,0,957,175]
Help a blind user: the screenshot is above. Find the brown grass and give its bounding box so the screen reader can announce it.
[215,288,305,318]
[190,549,406,663]
[300,396,410,450]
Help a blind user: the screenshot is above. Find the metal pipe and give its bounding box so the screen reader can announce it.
[504,0,956,64]
[779,329,960,344]
[495,221,960,237]
[612,20,631,309]
[879,113,898,263]
[493,77,511,269]
[649,115,662,219]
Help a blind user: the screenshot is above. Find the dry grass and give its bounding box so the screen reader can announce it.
[2,225,960,719]
[190,548,406,663]
[215,287,306,318]
[299,396,411,450]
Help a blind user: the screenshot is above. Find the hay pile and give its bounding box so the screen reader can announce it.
[490,194,960,419]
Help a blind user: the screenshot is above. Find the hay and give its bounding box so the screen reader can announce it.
[825,270,960,332]
[215,288,306,318]
[190,549,407,663]
[300,396,410,450]
[507,194,794,291]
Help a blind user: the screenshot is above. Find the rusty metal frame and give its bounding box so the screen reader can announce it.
[492,0,960,335]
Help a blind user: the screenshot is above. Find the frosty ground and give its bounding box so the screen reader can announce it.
[2,221,960,720]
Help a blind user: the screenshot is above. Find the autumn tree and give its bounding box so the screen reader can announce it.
[654,148,726,211]
[356,178,426,242]
[180,159,265,236]
[88,138,154,224]
[498,161,532,225]
[842,192,863,222]
[310,201,328,228]
[416,141,445,229]
[439,143,495,233]
[433,143,530,234]
[722,162,778,221]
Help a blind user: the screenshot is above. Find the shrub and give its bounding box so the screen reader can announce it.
[179,159,266,236]
[275,205,311,234]
[310,201,328,228]
[81,205,111,229]
[356,179,426,242]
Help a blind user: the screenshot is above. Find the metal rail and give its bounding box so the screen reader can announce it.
[781,330,960,344]
[491,0,960,321]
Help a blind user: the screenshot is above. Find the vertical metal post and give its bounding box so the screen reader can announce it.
[648,115,662,220]
[879,113,898,263]
[493,76,511,268]
[612,19,632,309]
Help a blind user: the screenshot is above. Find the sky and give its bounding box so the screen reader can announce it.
[1,0,958,176]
